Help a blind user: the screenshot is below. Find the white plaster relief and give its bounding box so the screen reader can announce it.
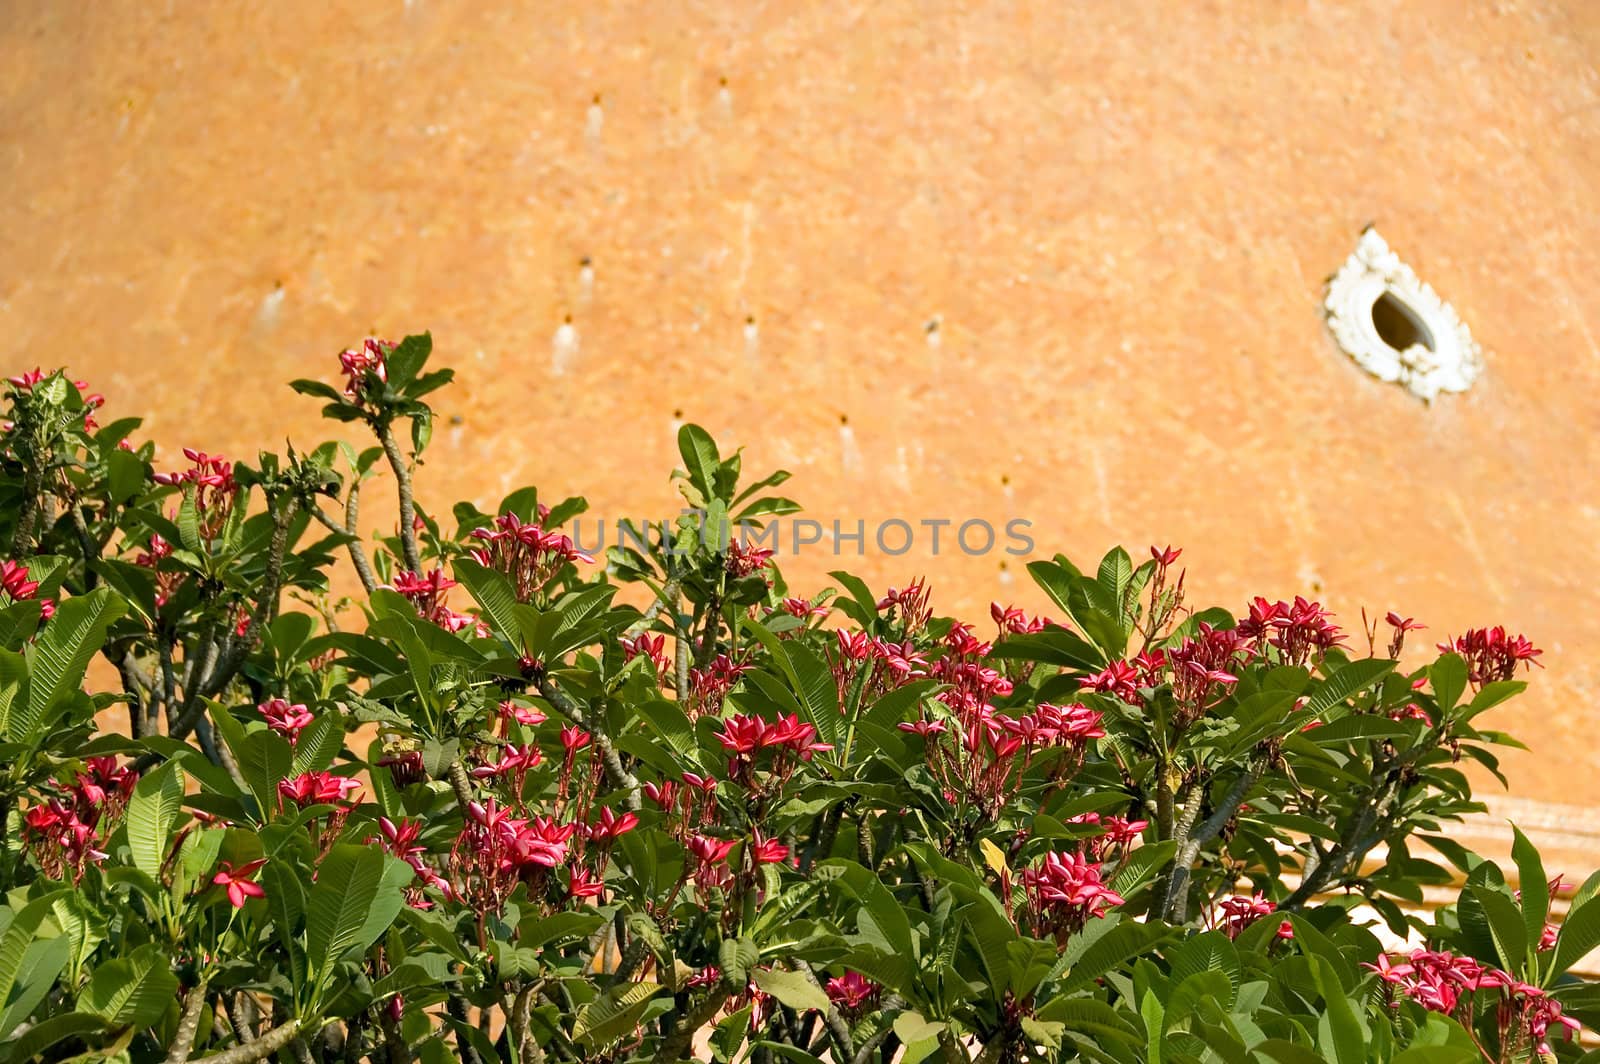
[1324,228,1482,401]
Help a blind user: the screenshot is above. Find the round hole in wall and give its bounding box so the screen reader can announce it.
[1370,290,1435,353]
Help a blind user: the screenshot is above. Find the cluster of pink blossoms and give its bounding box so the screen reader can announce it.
[716,713,832,789]
[687,653,753,717]
[1076,593,1344,725]
[449,799,581,912]
[132,534,184,607]
[152,449,238,537]
[876,579,933,633]
[259,698,313,743]
[1207,892,1293,941]
[1237,596,1346,667]
[643,771,719,836]
[825,971,880,1011]
[769,596,830,625]
[22,757,138,882]
[883,613,1106,817]
[991,601,1053,636]
[390,568,488,637]
[0,559,54,619]
[1365,949,1578,1054]
[468,511,594,603]
[1436,627,1543,687]
[1022,850,1125,944]
[621,632,671,687]
[725,539,774,580]
[446,796,638,912]
[338,337,392,401]
[1066,811,1149,861]
[6,368,104,430]
[831,629,931,706]
[371,817,454,907]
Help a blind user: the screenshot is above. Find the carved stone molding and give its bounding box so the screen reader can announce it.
[1324,228,1483,401]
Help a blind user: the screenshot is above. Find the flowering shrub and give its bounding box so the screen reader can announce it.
[0,335,1593,1063]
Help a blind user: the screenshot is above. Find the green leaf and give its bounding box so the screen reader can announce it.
[677,424,722,504]
[291,715,344,775]
[453,560,520,639]
[1060,920,1174,994]
[718,938,760,988]
[289,379,346,402]
[572,982,661,1051]
[385,332,434,384]
[1305,657,1394,720]
[752,968,830,1012]
[236,729,292,816]
[1307,955,1365,1064]
[1430,654,1468,716]
[1167,931,1240,1009]
[0,1011,107,1062]
[892,1011,946,1045]
[1139,990,1165,1064]
[305,844,409,1001]
[1550,886,1600,981]
[52,894,106,982]
[0,890,67,1037]
[1096,547,1134,617]
[125,762,184,882]
[13,588,125,742]
[1510,824,1549,974]
[1034,997,1141,1045]
[1471,887,1529,976]
[264,861,309,994]
[76,944,179,1028]
[1256,1040,1331,1064]
[0,937,69,1044]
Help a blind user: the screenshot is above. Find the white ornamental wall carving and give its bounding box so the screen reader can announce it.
[1324,228,1482,401]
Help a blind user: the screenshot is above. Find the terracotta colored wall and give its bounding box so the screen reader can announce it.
[3,2,1598,820]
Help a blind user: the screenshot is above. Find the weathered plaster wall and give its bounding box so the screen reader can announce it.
[2,3,1599,832]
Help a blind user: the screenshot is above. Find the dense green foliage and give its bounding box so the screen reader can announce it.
[0,338,1590,1063]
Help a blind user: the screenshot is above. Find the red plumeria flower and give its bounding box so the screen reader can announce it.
[214,859,268,908]
[376,817,427,861]
[499,699,547,727]
[687,834,739,868]
[510,816,578,867]
[825,971,880,1010]
[1436,626,1542,685]
[338,337,393,398]
[1150,544,1182,567]
[682,772,718,796]
[749,830,790,866]
[567,866,605,900]
[1080,660,1141,704]
[278,770,362,808]
[587,806,640,843]
[258,698,314,743]
[642,780,677,808]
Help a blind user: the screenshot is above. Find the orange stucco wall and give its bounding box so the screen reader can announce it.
[2,2,1598,816]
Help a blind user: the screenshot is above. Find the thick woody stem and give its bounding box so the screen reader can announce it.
[652,985,732,1063]
[536,675,641,812]
[165,983,211,1063]
[377,421,422,572]
[191,1018,306,1062]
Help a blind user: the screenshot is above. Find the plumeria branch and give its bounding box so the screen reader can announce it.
[1161,758,1267,921]
[652,983,733,1064]
[164,983,211,1064]
[192,1018,304,1063]
[535,674,641,812]
[375,421,422,573]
